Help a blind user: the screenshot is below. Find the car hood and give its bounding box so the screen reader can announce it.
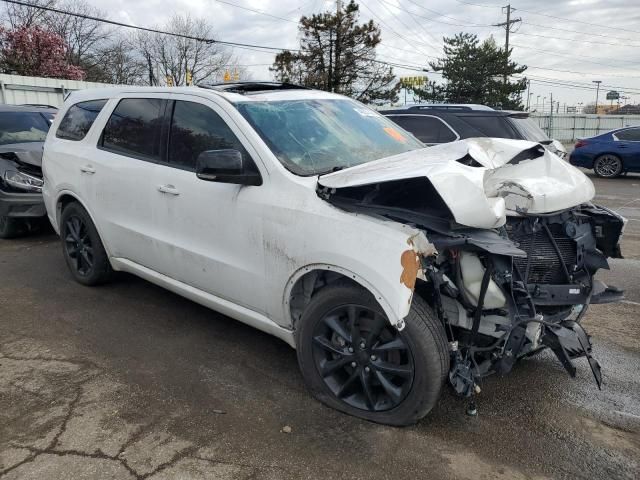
[0,142,44,168]
[317,137,595,229]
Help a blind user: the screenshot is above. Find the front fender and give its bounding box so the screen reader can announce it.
[282,228,436,330]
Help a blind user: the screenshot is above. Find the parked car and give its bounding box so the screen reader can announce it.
[43,83,624,425]
[569,126,640,177]
[380,105,567,158]
[0,104,57,238]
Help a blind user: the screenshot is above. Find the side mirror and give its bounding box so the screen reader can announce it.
[195,149,262,186]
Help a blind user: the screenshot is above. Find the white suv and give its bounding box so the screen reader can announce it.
[43,83,624,425]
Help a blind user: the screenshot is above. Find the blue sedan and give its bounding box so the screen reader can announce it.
[569,126,640,177]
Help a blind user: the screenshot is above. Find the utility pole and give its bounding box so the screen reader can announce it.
[493,4,521,84]
[525,79,531,110]
[334,0,343,93]
[549,92,553,137]
[593,80,602,114]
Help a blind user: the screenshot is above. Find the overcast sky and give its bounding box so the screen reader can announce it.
[84,0,640,108]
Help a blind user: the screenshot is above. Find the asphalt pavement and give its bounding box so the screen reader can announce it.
[0,172,638,480]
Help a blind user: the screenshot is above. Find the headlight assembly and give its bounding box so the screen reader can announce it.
[3,170,43,193]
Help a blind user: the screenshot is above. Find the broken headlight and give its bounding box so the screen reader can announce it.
[3,170,43,193]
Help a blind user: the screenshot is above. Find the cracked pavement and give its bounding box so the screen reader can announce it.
[1,173,639,479]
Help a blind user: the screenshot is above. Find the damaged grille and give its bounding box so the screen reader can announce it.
[507,221,577,284]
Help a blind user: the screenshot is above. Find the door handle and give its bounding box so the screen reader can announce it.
[80,165,96,174]
[157,184,180,196]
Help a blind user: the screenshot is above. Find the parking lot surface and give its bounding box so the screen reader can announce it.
[1,173,639,480]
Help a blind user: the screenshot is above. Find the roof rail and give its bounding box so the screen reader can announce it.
[197,81,309,94]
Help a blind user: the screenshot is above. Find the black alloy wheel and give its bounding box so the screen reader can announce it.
[594,154,623,178]
[60,202,113,285]
[63,215,94,277]
[311,304,414,412]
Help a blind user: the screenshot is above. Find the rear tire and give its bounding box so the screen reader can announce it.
[60,202,113,285]
[296,283,449,426]
[594,154,623,178]
[0,215,25,239]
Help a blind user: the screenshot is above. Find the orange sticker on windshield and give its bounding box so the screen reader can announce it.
[383,127,407,143]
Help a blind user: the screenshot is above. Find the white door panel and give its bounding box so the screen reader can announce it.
[152,165,267,313]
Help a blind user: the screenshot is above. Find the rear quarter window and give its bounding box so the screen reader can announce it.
[387,115,457,144]
[56,100,108,141]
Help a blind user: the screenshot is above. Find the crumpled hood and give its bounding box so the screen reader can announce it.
[318,137,595,229]
[0,142,44,168]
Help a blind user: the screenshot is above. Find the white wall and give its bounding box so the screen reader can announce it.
[530,113,640,142]
[0,74,117,107]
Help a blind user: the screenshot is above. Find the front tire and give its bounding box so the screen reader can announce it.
[296,283,449,426]
[60,202,113,285]
[594,154,623,178]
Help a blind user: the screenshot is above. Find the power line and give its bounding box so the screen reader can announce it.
[212,0,298,24]
[0,0,296,52]
[0,0,429,74]
[452,0,501,8]
[513,30,640,49]
[377,0,493,28]
[515,7,640,36]
[401,0,491,27]
[512,44,640,68]
[359,1,438,56]
[521,21,638,44]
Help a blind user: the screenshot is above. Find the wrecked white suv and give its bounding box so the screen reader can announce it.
[42,83,625,426]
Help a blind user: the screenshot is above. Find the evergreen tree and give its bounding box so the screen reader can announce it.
[413,33,527,109]
[271,0,398,104]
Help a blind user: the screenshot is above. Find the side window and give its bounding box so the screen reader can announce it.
[101,98,164,159]
[615,128,640,141]
[56,100,107,141]
[461,116,519,139]
[168,100,253,170]
[388,115,458,144]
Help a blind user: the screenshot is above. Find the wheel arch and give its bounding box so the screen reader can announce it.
[54,191,113,259]
[284,264,408,335]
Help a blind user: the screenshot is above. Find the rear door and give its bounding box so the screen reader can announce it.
[89,95,168,268]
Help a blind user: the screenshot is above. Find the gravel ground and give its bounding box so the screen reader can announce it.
[0,173,638,480]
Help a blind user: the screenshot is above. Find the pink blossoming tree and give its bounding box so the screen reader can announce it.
[0,25,85,80]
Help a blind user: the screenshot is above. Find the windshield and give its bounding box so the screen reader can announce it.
[236,99,424,175]
[0,112,50,146]
[509,116,550,143]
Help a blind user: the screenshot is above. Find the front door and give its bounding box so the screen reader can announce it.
[152,96,268,314]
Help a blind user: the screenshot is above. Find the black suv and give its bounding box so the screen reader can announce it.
[380,105,566,157]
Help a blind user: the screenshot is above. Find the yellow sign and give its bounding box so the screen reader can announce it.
[400,76,427,88]
[223,70,231,82]
[186,70,193,86]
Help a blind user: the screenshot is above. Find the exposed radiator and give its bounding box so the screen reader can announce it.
[506,221,577,284]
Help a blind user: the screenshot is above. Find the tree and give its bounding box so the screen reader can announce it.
[271,0,399,104]
[46,0,111,80]
[1,0,57,29]
[136,14,232,87]
[415,33,527,109]
[0,25,84,79]
[90,36,146,85]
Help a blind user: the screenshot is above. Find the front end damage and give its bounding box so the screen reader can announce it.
[317,138,625,398]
